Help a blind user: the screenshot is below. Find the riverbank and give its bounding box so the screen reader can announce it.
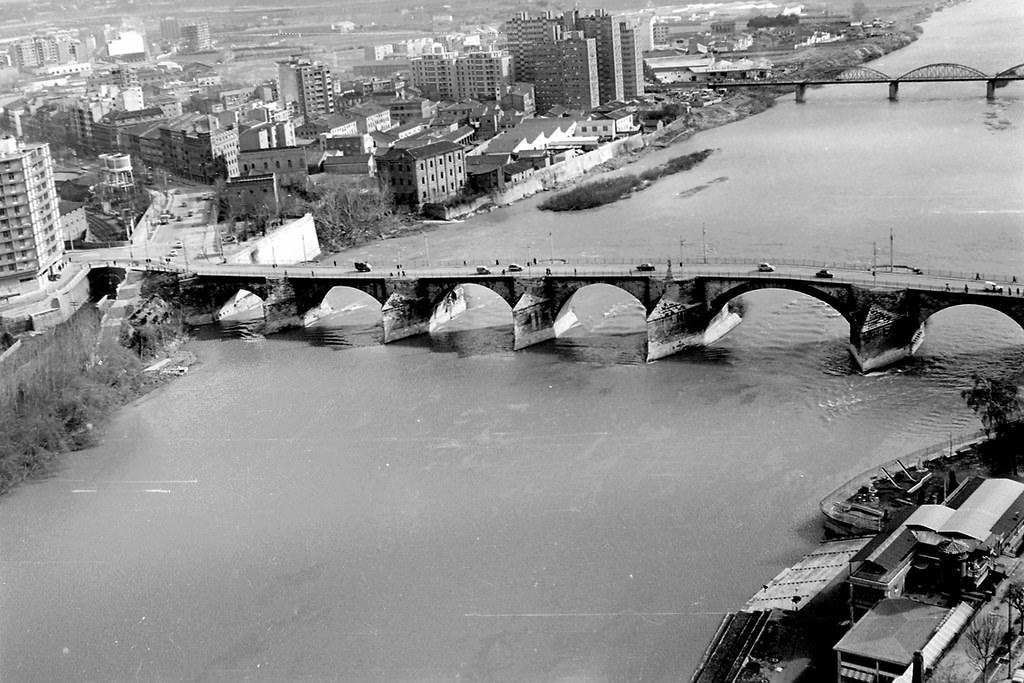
[0,293,193,497]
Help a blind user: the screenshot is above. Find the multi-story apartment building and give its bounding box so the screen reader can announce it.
[411,49,512,102]
[277,57,335,120]
[531,33,599,112]
[454,50,512,101]
[411,50,458,101]
[0,136,63,294]
[619,21,645,99]
[504,9,642,109]
[376,140,466,207]
[181,20,212,52]
[363,44,394,61]
[570,10,623,104]
[7,32,81,70]
[158,114,239,183]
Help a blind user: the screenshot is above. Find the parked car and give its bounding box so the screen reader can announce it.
[1012,669,1024,683]
[758,262,775,272]
[173,240,183,248]
[476,266,492,275]
[354,261,372,272]
[815,268,834,278]
[507,263,523,272]
[983,281,1004,293]
[635,263,656,272]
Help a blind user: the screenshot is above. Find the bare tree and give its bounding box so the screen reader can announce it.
[927,667,970,683]
[964,614,1002,676]
[1008,582,1024,635]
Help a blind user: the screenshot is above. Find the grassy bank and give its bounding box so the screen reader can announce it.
[0,298,185,496]
[538,149,714,212]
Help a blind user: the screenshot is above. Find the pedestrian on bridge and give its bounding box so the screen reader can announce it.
[965,284,969,293]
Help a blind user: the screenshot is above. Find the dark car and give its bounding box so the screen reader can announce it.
[815,268,834,278]
[507,263,523,272]
[635,263,656,272]
[475,266,492,275]
[354,261,372,272]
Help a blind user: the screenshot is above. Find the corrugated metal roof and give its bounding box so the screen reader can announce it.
[744,537,870,612]
[905,504,955,532]
[940,479,1024,541]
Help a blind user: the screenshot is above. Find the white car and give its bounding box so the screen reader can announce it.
[173,240,183,249]
[758,262,775,272]
[1012,669,1024,683]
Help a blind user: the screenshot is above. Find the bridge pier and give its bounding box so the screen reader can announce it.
[512,292,556,350]
[849,302,925,373]
[888,81,899,101]
[795,83,807,103]
[381,292,432,343]
[645,284,742,361]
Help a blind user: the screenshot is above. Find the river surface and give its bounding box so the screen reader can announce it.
[3,1,1024,680]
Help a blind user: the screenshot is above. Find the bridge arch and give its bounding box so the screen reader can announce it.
[836,66,889,81]
[704,279,855,327]
[996,63,1024,78]
[303,285,384,328]
[897,63,987,81]
[428,282,513,333]
[554,283,647,337]
[919,301,1024,338]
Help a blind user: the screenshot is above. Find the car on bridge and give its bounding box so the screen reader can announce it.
[354,262,372,272]
[815,268,835,279]
[476,266,492,275]
[983,281,1004,293]
[635,263,656,272]
[758,262,775,272]
[507,263,523,272]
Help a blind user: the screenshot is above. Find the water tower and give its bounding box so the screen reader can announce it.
[99,153,134,192]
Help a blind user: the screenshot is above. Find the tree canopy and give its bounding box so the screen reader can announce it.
[961,373,1023,439]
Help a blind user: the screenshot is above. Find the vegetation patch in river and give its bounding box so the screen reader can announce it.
[539,149,715,212]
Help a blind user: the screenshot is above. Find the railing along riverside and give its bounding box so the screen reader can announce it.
[818,429,989,531]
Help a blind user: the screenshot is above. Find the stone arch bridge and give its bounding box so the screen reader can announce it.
[125,264,1024,373]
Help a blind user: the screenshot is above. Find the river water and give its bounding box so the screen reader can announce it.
[3,2,1023,680]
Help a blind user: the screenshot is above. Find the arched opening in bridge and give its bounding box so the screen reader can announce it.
[554,284,647,363]
[710,289,850,370]
[214,288,267,340]
[428,283,513,355]
[303,286,383,347]
[915,304,1024,372]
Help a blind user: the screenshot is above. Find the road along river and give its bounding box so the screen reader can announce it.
[2,0,1023,680]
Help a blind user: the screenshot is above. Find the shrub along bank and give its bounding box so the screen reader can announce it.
[0,298,183,496]
[539,149,715,212]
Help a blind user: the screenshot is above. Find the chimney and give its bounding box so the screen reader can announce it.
[911,651,924,683]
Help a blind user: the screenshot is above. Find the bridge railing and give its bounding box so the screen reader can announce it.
[83,259,1024,299]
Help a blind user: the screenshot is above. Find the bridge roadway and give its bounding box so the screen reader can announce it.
[89,257,1024,373]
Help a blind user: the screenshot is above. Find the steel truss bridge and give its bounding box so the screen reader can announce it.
[692,62,1024,101]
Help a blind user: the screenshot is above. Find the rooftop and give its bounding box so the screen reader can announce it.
[834,598,950,667]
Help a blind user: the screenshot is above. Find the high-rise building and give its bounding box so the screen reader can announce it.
[570,10,623,104]
[277,57,335,119]
[160,17,181,41]
[619,21,645,99]
[181,20,211,52]
[0,136,63,292]
[531,33,598,112]
[504,9,636,110]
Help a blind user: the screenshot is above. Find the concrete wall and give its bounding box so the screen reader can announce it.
[227,213,322,265]
[435,134,646,219]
